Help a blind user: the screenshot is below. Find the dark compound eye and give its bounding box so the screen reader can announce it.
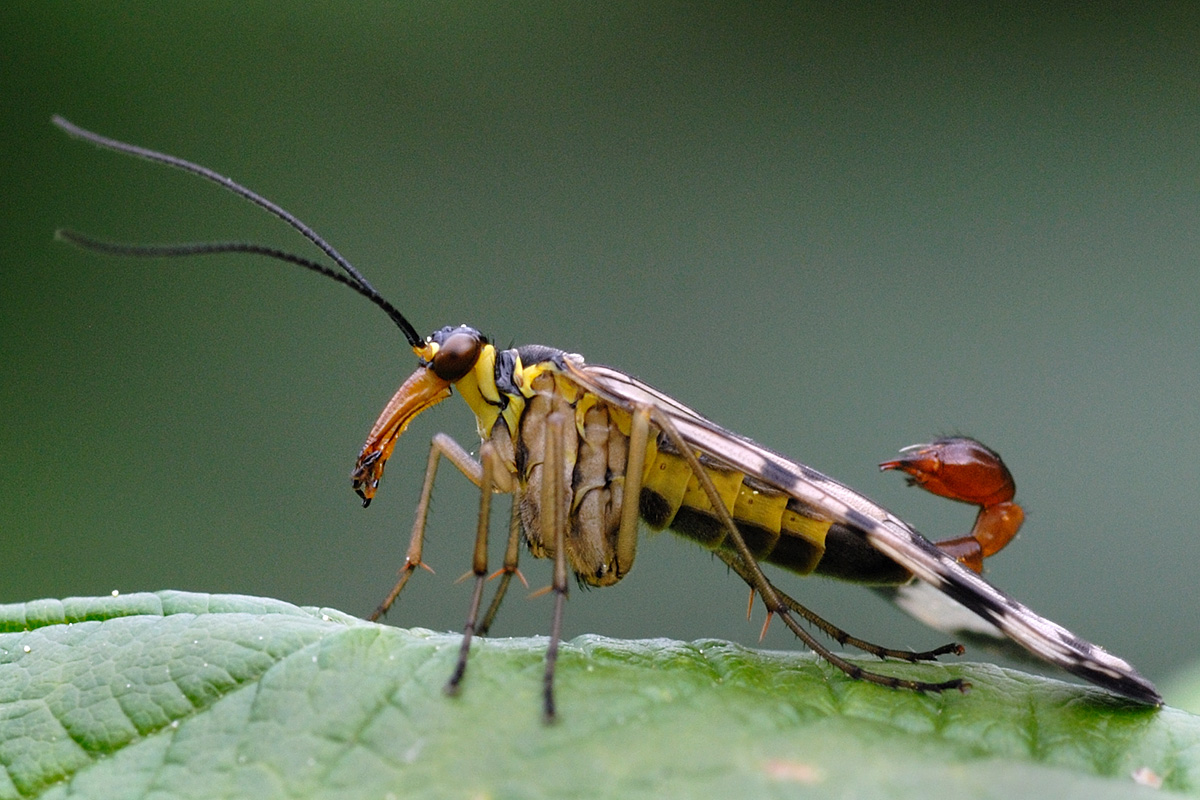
[431,330,482,381]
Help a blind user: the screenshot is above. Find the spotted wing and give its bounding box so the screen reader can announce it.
[565,360,1161,705]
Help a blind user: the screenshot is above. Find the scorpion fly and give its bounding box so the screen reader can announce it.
[54,116,1161,720]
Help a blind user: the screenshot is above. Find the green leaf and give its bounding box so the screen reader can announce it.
[1,591,1194,799]
[1163,660,1200,716]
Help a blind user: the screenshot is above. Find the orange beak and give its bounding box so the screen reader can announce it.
[352,365,451,506]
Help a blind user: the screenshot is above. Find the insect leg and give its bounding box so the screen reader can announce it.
[444,442,500,696]
[614,405,652,577]
[369,433,485,621]
[717,550,961,662]
[475,498,525,637]
[650,409,966,694]
[541,410,571,722]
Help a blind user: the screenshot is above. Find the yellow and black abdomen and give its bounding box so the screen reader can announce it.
[639,443,913,585]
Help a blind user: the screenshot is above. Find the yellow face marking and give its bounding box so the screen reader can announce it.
[452,343,503,438]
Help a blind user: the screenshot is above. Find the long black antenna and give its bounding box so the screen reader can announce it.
[53,115,424,348]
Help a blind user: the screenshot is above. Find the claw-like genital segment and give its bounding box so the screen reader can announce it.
[880,436,1015,507]
[881,436,1024,573]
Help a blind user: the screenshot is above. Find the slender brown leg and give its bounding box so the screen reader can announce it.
[651,408,965,694]
[717,550,961,662]
[369,433,485,621]
[613,405,651,578]
[541,410,570,722]
[445,443,499,696]
[476,497,524,637]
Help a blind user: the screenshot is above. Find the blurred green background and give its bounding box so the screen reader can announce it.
[3,4,1198,695]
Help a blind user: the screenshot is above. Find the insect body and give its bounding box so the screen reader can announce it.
[55,116,1162,720]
